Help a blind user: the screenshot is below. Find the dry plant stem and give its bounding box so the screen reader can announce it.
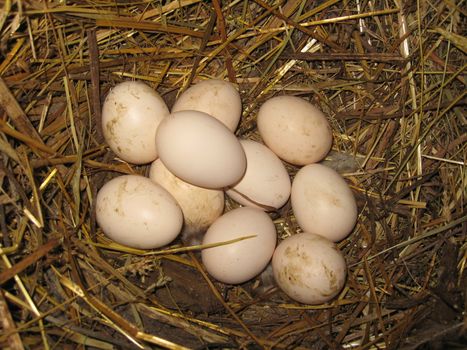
[424,133,467,169]
[334,99,465,120]
[0,289,25,350]
[385,87,466,192]
[0,289,79,340]
[353,214,467,265]
[303,313,340,348]
[72,238,148,300]
[212,0,237,83]
[0,78,45,143]
[77,258,232,344]
[282,51,405,62]
[363,259,389,345]
[86,28,103,142]
[1,252,50,349]
[400,322,464,350]
[0,119,55,154]
[0,238,61,285]
[56,269,190,350]
[253,0,343,51]
[184,10,217,90]
[95,17,205,38]
[0,162,38,224]
[188,252,265,348]
[140,0,204,20]
[29,146,105,168]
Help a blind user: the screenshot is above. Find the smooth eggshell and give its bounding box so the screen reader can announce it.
[96,175,183,249]
[149,159,224,239]
[257,96,332,165]
[291,164,358,242]
[172,79,242,132]
[102,81,169,164]
[226,140,291,211]
[272,232,347,304]
[155,110,246,189]
[201,207,277,284]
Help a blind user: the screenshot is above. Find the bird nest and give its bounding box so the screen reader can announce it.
[0,1,465,349]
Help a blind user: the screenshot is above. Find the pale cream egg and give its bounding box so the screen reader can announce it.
[226,140,291,211]
[155,110,246,189]
[149,159,224,241]
[257,96,332,165]
[102,81,169,164]
[272,232,347,304]
[201,207,277,284]
[172,79,242,132]
[291,164,358,242]
[95,175,183,249]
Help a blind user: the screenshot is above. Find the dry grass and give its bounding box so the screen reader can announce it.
[0,1,465,349]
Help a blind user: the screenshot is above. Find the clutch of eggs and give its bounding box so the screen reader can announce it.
[97,79,359,305]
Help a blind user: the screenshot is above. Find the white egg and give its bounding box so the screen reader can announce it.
[155,110,246,189]
[257,96,332,165]
[96,175,183,249]
[149,159,224,240]
[226,140,291,211]
[102,81,169,164]
[201,207,277,284]
[172,79,242,132]
[291,164,358,242]
[272,232,347,304]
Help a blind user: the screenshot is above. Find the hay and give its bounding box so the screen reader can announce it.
[0,1,465,349]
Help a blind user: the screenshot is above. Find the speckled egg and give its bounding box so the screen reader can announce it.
[102,81,169,164]
[96,175,183,249]
[272,232,347,304]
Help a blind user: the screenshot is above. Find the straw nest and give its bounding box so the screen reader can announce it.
[0,1,465,349]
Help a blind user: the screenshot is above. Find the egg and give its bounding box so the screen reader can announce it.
[291,164,358,242]
[257,96,332,165]
[101,81,169,164]
[95,175,183,249]
[155,110,246,189]
[172,79,242,132]
[149,159,224,241]
[272,232,347,304]
[226,140,291,211]
[201,207,277,284]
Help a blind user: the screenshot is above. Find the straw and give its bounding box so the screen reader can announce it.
[0,1,465,348]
